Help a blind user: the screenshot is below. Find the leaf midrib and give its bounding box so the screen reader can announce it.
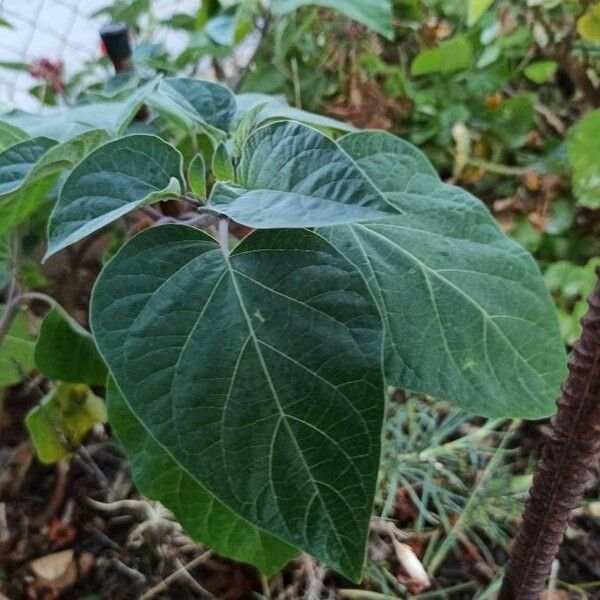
[223,252,358,572]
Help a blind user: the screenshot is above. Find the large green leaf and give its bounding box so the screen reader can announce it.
[148,77,236,137]
[208,121,395,227]
[0,130,109,237]
[46,135,183,258]
[0,305,36,387]
[35,306,108,387]
[568,109,600,209]
[323,131,566,418]
[91,226,384,581]
[271,0,393,39]
[107,379,299,575]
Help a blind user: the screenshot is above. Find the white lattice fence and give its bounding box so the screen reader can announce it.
[0,0,201,111]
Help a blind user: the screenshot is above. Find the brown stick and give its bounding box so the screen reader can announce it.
[498,267,600,598]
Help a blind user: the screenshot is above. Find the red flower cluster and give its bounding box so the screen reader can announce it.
[27,58,66,92]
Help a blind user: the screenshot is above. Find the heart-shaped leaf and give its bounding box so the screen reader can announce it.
[46,134,183,258]
[107,379,299,575]
[208,121,395,227]
[91,225,384,581]
[323,131,566,418]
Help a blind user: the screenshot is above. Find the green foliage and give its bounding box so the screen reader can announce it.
[323,132,565,418]
[0,121,27,151]
[467,0,496,26]
[204,8,254,47]
[92,226,384,581]
[25,382,107,464]
[577,2,600,41]
[0,137,57,197]
[378,394,520,564]
[0,306,36,386]
[545,258,600,345]
[524,60,558,84]
[107,379,299,574]
[35,306,108,387]
[568,109,600,208]
[209,121,394,227]
[271,0,394,39]
[211,142,234,181]
[0,176,57,239]
[1,0,589,585]
[92,0,151,24]
[487,95,535,148]
[0,130,108,238]
[235,93,356,133]
[46,134,183,258]
[411,36,473,76]
[187,153,207,199]
[4,78,158,139]
[148,77,236,138]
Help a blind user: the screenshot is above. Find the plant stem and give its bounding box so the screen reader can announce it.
[217,217,230,257]
[233,12,272,92]
[467,158,529,177]
[498,267,600,599]
[0,292,56,346]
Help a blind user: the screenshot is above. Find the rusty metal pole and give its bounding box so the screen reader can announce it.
[498,267,600,599]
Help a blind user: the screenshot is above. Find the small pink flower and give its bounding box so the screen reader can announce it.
[28,58,66,92]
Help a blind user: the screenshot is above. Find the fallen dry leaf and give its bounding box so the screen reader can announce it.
[28,549,77,589]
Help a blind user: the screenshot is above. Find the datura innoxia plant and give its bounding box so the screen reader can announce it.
[0,76,566,581]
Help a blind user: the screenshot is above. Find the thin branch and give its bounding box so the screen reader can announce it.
[233,12,273,92]
[467,158,529,177]
[0,292,56,346]
[139,551,213,600]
